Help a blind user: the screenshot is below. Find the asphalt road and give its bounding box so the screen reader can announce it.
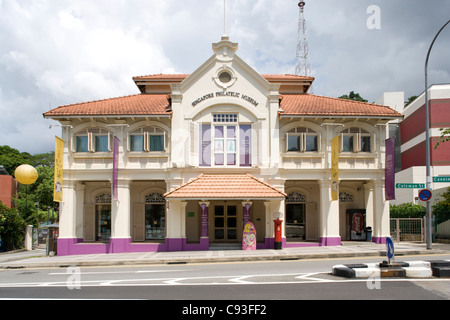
[0,254,449,304]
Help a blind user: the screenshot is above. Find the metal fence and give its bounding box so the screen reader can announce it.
[390,218,424,242]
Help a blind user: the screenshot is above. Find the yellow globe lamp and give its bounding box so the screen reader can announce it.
[14,164,38,185]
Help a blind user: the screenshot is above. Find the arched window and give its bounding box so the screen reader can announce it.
[286,127,321,152]
[128,126,166,152]
[73,128,112,153]
[340,127,372,153]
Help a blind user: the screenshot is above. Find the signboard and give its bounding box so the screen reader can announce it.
[386,237,394,263]
[242,222,256,250]
[331,136,339,201]
[53,136,64,202]
[396,183,425,189]
[433,176,450,183]
[385,137,396,200]
[418,189,432,202]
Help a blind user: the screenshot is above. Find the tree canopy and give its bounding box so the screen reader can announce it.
[0,145,56,227]
[338,91,368,102]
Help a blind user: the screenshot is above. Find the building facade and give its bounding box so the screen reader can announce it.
[44,36,402,256]
[0,166,18,209]
[392,84,450,206]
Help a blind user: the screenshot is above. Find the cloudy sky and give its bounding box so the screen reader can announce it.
[1,0,449,155]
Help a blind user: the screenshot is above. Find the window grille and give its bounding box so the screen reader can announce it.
[286,192,306,203]
[145,193,165,203]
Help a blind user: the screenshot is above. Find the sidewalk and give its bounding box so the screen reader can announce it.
[1,242,449,269]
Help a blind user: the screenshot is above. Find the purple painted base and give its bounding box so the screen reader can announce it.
[58,236,345,256]
[371,236,387,244]
[57,237,210,256]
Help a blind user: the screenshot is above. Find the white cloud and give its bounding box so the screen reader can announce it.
[0,0,450,154]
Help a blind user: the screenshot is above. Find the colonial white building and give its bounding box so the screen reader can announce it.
[44,36,402,255]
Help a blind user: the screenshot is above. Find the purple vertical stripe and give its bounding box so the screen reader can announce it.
[113,136,119,201]
[239,125,251,167]
[385,137,395,200]
[200,124,211,167]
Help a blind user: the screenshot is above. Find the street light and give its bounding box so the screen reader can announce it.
[424,19,450,250]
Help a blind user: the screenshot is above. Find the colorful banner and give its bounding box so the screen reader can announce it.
[331,136,339,201]
[53,136,64,202]
[385,137,396,200]
[112,136,119,201]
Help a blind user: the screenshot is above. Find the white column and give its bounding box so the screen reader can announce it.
[364,182,374,231]
[318,179,341,245]
[111,179,131,239]
[373,180,390,242]
[74,182,85,239]
[59,180,76,239]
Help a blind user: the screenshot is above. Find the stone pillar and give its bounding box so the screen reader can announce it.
[110,179,131,253]
[372,180,390,244]
[364,182,374,240]
[25,225,33,251]
[318,179,341,246]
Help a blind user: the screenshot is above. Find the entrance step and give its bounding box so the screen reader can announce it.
[209,243,241,251]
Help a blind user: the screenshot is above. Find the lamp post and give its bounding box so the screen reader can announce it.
[424,19,450,250]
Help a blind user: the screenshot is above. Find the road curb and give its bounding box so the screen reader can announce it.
[332,259,450,279]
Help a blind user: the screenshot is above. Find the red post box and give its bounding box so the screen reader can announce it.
[274,218,282,250]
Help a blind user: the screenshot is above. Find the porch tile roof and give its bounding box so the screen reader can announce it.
[164,174,286,199]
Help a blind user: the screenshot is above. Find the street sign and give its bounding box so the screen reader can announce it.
[395,183,425,189]
[433,176,450,183]
[418,189,432,202]
[386,237,394,264]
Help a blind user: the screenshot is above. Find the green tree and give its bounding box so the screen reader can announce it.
[435,128,450,149]
[404,95,418,108]
[0,202,26,251]
[0,145,34,175]
[338,91,368,102]
[0,146,56,226]
[432,187,450,225]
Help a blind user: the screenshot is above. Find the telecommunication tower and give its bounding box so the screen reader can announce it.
[295,1,312,81]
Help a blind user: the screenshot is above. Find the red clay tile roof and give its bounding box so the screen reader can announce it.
[280,94,402,118]
[164,174,286,199]
[43,94,170,118]
[43,74,401,119]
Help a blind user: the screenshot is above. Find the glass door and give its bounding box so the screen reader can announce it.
[214,204,238,241]
[96,204,111,242]
[286,203,305,241]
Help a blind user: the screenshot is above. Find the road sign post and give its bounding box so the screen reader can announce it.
[418,189,432,202]
[386,237,394,265]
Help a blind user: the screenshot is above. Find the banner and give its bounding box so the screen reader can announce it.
[112,136,119,201]
[385,137,396,200]
[331,136,339,201]
[53,136,64,202]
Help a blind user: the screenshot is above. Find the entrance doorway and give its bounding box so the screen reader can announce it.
[286,203,306,241]
[213,203,238,242]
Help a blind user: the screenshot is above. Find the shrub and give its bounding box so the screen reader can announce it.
[0,202,26,251]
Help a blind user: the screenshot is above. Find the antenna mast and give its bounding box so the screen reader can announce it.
[295,1,312,80]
